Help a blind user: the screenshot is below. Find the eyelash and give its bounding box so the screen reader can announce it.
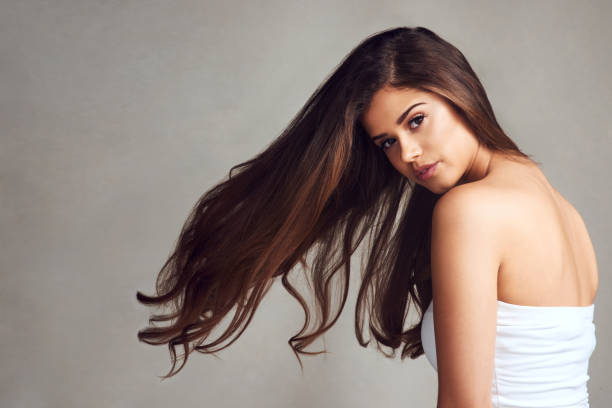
[378,113,425,151]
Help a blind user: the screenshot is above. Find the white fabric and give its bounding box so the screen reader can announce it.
[421,298,596,408]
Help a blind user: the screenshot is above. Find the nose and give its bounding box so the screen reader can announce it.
[398,136,421,163]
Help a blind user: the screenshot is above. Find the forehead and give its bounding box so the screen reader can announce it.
[366,87,430,115]
[361,87,435,127]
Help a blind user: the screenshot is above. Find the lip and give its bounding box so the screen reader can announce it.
[416,161,438,181]
[414,161,437,173]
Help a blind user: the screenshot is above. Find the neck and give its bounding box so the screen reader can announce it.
[458,144,495,185]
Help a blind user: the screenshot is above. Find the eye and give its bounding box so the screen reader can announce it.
[378,113,425,151]
[379,138,394,151]
[408,113,425,129]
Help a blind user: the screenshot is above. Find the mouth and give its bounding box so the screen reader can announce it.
[416,161,438,181]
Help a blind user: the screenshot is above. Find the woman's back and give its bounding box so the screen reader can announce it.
[422,158,599,406]
[482,157,598,307]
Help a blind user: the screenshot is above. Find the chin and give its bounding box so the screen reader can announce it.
[426,181,453,196]
[426,185,443,195]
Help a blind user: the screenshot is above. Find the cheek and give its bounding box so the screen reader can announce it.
[385,155,411,178]
[387,155,403,172]
[426,119,447,145]
[427,121,456,158]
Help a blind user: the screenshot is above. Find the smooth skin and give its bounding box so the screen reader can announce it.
[360,86,599,408]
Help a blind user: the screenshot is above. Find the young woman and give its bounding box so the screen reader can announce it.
[137,26,598,407]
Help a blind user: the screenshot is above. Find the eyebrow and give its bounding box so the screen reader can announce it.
[370,102,426,141]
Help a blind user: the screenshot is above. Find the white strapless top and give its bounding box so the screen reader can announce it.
[421,299,596,408]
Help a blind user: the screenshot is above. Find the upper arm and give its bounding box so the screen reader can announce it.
[430,186,503,408]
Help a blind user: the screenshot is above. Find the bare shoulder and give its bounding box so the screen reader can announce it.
[433,181,506,223]
[432,182,507,265]
[429,181,503,405]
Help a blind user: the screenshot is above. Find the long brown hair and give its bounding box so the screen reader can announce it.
[136,26,535,379]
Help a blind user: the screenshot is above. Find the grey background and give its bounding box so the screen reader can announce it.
[1,1,610,407]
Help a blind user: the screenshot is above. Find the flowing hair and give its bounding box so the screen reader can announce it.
[136,26,535,379]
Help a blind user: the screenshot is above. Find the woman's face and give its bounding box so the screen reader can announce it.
[360,86,491,194]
